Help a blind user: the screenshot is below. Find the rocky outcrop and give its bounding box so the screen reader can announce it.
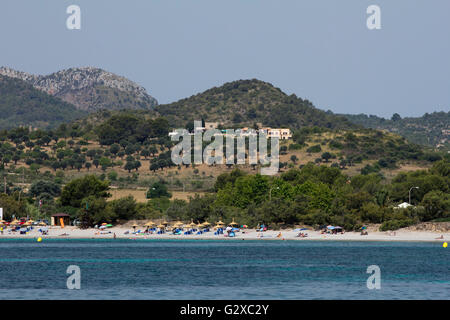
[0,66,157,112]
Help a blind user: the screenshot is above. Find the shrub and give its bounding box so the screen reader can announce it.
[379,219,415,231]
[288,143,303,150]
[306,145,322,153]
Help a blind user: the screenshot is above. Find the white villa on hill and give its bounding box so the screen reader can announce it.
[169,123,292,140]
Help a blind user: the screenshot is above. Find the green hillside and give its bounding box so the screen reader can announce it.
[0,75,86,130]
[156,79,356,130]
[343,112,450,150]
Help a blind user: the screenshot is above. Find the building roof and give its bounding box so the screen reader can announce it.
[396,202,412,209]
[51,213,70,217]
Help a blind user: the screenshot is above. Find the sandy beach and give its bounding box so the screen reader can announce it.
[1,226,448,242]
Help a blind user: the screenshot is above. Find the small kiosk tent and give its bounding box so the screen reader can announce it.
[51,213,70,227]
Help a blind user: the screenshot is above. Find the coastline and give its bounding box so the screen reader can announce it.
[1,226,448,243]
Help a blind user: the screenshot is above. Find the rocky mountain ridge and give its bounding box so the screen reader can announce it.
[0,66,158,112]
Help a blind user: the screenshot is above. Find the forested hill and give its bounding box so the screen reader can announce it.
[156,79,356,130]
[0,75,86,130]
[343,112,450,149]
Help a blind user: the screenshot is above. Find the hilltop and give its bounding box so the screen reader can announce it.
[0,75,86,129]
[343,112,450,150]
[156,79,356,130]
[0,66,158,112]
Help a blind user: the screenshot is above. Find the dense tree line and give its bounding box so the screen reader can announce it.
[0,159,448,231]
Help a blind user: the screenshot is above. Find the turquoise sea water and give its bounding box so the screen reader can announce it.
[0,239,448,300]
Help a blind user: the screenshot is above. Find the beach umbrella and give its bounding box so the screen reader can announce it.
[106,224,113,228]
[202,221,211,226]
[144,221,156,227]
[101,223,108,226]
[173,221,184,227]
[161,220,169,225]
[99,225,106,230]
[157,224,165,229]
[38,222,47,226]
[187,221,197,228]
[216,220,225,226]
[131,224,139,230]
[10,219,20,225]
[229,219,238,226]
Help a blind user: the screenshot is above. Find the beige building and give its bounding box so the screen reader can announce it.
[205,122,219,130]
[259,128,292,140]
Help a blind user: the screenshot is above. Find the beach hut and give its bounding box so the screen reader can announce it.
[51,213,70,227]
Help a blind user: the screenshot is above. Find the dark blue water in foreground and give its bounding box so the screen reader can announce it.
[0,239,448,299]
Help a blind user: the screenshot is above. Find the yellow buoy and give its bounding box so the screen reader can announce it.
[37,237,42,242]
[443,242,448,248]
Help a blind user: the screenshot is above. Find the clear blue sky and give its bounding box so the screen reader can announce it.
[1,0,449,117]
